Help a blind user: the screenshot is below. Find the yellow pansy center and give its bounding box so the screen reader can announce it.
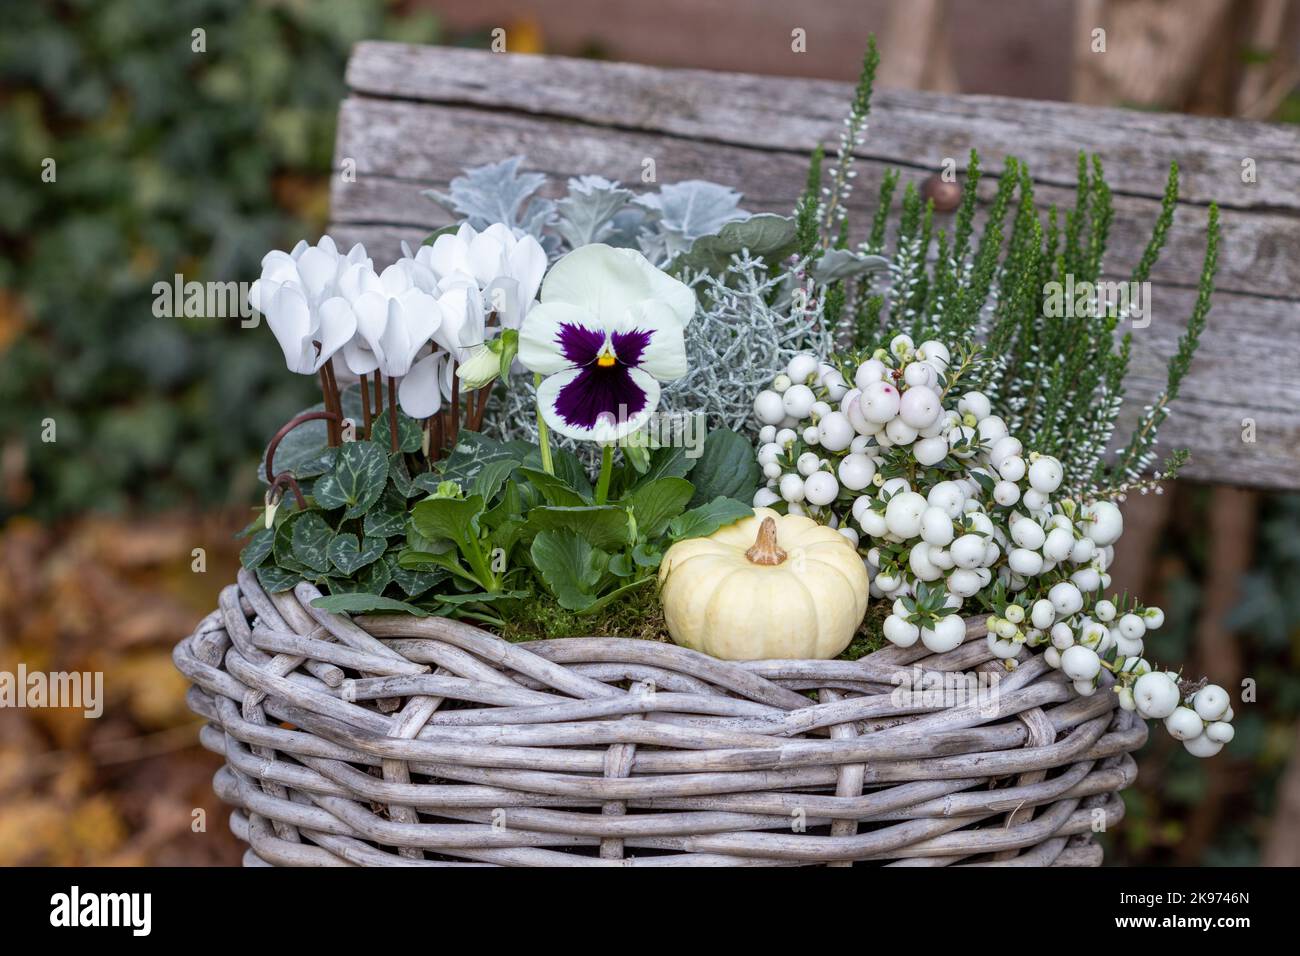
[596,347,617,368]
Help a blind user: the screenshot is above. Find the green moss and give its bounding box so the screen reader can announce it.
[495,587,669,643]
[492,587,893,664]
[840,601,890,660]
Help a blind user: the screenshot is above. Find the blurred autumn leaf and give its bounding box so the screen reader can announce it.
[0,0,456,868]
[0,511,251,864]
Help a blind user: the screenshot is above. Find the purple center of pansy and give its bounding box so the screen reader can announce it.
[552,323,654,430]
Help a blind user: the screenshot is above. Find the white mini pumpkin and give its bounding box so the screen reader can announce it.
[657,507,870,660]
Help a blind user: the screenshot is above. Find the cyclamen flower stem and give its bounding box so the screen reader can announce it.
[263,409,341,482]
[449,363,460,450]
[318,368,339,446]
[533,373,555,476]
[431,413,444,464]
[594,444,614,505]
[360,372,373,439]
[387,375,399,453]
[268,471,307,510]
[326,360,344,442]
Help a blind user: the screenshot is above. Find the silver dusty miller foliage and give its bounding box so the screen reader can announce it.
[494,251,834,455]
[427,156,838,451]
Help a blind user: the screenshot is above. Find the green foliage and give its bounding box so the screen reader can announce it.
[794,144,825,259]
[242,427,757,622]
[816,128,1217,496]
[683,427,762,507]
[0,0,436,519]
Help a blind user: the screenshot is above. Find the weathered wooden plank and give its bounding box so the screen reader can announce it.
[339,223,1300,489]
[343,42,1300,209]
[330,45,1300,488]
[329,99,1299,298]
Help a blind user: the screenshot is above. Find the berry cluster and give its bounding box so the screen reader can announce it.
[749,335,1235,758]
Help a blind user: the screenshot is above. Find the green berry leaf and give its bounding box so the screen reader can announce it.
[686,428,761,508]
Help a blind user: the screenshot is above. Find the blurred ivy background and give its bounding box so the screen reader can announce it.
[0,0,438,518]
[0,0,443,865]
[1,0,1297,866]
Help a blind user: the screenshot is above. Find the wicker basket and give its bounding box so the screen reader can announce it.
[174,569,1145,866]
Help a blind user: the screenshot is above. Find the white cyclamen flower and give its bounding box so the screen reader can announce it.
[334,262,445,419]
[395,223,546,407]
[411,222,546,331]
[518,243,695,442]
[248,236,369,374]
[390,272,486,416]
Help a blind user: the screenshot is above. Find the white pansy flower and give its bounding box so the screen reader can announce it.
[518,243,695,442]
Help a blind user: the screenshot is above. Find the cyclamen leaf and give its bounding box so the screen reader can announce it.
[313,440,388,518]
[439,431,531,487]
[290,512,334,573]
[272,512,307,571]
[358,553,396,594]
[410,473,446,496]
[392,563,446,598]
[371,408,422,453]
[364,504,407,539]
[256,563,300,594]
[669,497,754,540]
[312,592,428,617]
[388,452,414,497]
[327,533,387,575]
[239,527,274,569]
[257,384,369,486]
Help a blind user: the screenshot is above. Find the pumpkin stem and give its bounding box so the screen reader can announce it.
[745,517,787,566]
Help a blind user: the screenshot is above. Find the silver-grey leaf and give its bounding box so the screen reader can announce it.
[423,155,553,236]
[636,180,750,241]
[811,250,892,284]
[553,175,636,248]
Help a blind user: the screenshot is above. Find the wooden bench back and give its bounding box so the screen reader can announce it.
[330,42,1300,489]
